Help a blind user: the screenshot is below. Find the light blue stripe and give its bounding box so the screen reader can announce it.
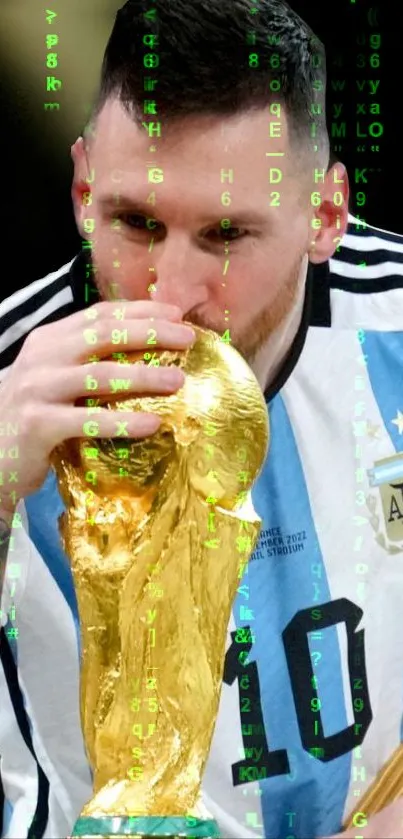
[368,456,403,485]
[24,469,81,658]
[2,796,14,834]
[233,393,351,838]
[360,331,403,743]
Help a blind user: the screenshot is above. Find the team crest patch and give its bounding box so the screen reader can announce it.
[367,453,403,553]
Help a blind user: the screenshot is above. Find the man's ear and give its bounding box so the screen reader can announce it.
[71,136,93,238]
[308,162,350,264]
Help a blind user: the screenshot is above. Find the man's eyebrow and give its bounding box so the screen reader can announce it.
[98,195,269,226]
[98,196,150,214]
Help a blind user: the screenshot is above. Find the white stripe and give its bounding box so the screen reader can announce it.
[339,233,403,255]
[330,286,403,331]
[0,260,74,320]
[330,259,403,280]
[0,286,74,355]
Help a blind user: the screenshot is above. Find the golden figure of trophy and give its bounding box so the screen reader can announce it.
[50,323,269,839]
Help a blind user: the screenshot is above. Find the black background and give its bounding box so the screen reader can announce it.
[0,0,399,300]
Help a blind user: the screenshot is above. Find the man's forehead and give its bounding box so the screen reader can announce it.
[91,97,291,168]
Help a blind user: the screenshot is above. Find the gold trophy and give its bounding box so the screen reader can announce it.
[50,323,269,839]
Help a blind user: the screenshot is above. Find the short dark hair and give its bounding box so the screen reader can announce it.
[90,0,329,167]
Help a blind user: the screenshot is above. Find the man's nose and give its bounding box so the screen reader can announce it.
[150,234,209,313]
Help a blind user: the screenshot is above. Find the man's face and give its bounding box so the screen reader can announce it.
[72,99,344,367]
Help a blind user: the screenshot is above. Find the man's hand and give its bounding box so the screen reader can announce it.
[0,300,195,505]
[326,797,403,839]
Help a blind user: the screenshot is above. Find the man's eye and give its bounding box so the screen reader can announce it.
[120,214,151,229]
[207,227,248,242]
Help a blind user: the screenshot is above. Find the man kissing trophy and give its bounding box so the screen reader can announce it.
[50,323,270,839]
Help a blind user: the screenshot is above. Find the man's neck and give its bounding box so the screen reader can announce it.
[250,256,309,394]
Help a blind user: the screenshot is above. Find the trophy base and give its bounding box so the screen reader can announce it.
[70,816,221,839]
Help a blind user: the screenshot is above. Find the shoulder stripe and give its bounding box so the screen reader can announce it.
[332,247,403,268]
[0,260,74,322]
[329,217,403,294]
[0,298,77,375]
[340,234,403,257]
[0,286,74,356]
[0,258,73,333]
[329,277,403,294]
[329,259,403,281]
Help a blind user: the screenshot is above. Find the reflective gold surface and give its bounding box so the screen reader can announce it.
[50,323,269,823]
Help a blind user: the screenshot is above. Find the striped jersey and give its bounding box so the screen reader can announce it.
[1,214,403,839]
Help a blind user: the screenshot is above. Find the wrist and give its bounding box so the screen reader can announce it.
[0,505,16,523]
